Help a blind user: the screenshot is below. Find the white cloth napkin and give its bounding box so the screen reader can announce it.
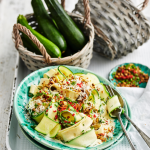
[111,80,150,150]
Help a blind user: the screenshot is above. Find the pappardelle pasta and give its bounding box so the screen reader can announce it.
[26,66,122,148]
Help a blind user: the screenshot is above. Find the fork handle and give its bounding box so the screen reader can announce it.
[117,114,136,150]
[124,113,150,148]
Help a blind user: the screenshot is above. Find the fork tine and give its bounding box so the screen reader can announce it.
[108,85,115,96]
[105,85,113,97]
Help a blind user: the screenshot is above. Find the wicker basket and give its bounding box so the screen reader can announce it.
[75,0,150,60]
[12,0,94,71]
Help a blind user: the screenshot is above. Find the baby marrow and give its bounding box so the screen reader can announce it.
[107,95,121,117]
[86,73,100,84]
[32,112,44,123]
[58,66,73,78]
[21,34,42,55]
[31,0,67,53]
[67,129,97,147]
[35,115,58,134]
[44,0,87,52]
[91,89,101,110]
[95,83,110,102]
[17,15,61,58]
[48,124,61,138]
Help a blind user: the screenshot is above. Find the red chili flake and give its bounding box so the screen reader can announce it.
[64,121,68,123]
[68,108,70,111]
[129,75,133,78]
[93,114,96,118]
[68,121,71,123]
[123,76,126,79]
[67,116,70,119]
[88,115,90,118]
[53,110,57,112]
[121,69,125,73]
[75,122,77,124]
[55,115,58,119]
[111,79,114,81]
[72,113,75,116]
[66,81,69,84]
[133,70,137,74]
[73,105,77,109]
[50,106,52,108]
[100,133,105,136]
[39,91,41,93]
[139,81,142,84]
[46,109,48,112]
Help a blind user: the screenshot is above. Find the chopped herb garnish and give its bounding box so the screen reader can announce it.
[71,81,76,86]
[99,119,105,123]
[34,92,43,97]
[35,103,38,108]
[55,93,59,97]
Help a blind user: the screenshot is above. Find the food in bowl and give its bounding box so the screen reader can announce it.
[112,63,149,87]
[25,66,122,147]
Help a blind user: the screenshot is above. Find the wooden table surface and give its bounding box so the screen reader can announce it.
[0,0,150,150]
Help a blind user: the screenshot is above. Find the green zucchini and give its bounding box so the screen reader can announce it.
[58,66,73,77]
[17,15,61,58]
[86,73,100,84]
[91,89,101,110]
[32,112,44,123]
[107,95,121,117]
[67,129,97,147]
[21,34,42,55]
[35,115,58,134]
[44,0,87,52]
[95,83,110,102]
[31,0,67,53]
[48,124,61,138]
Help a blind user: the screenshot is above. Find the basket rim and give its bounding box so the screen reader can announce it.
[12,11,95,64]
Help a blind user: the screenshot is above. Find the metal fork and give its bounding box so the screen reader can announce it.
[105,84,150,149]
[105,84,136,150]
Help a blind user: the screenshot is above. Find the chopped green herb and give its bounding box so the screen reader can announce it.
[100,109,104,114]
[99,119,105,123]
[55,93,59,97]
[34,92,43,97]
[71,81,76,86]
[35,103,38,108]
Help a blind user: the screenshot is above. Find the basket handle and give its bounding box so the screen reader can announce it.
[61,0,91,25]
[137,0,149,12]
[13,23,51,64]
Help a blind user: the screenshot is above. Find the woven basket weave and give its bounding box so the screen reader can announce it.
[74,0,150,60]
[12,0,94,71]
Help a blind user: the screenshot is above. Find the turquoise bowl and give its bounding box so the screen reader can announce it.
[109,63,150,88]
[14,66,130,150]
